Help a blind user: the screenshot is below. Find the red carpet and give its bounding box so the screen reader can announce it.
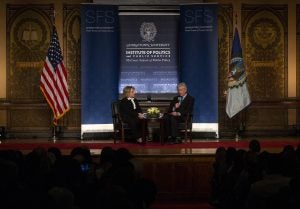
[150,201,212,209]
[0,139,299,151]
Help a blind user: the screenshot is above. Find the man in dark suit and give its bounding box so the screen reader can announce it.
[166,82,194,143]
[119,86,144,143]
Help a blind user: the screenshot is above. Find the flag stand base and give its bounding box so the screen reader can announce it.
[235,133,239,142]
[50,125,58,142]
[52,135,57,142]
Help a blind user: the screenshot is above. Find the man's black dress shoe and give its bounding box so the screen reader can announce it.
[174,137,182,144]
[167,136,175,144]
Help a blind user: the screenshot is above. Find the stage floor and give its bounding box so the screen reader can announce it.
[0,136,299,156]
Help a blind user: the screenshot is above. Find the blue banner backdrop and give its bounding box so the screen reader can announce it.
[81,4,119,133]
[119,13,179,94]
[180,4,218,126]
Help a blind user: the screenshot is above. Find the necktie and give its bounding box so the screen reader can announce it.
[178,96,183,104]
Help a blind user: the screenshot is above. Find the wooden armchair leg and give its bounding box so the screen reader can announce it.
[184,129,188,143]
[121,128,125,143]
[113,130,117,144]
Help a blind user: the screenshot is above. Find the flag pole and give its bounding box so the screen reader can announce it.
[235,12,239,142]
[235,12,237,26]
[234,12,241,142]
[52,123,57,142]
[52,9,57,142]
[226,12,251,141]
[52,9,56,26]
[42,9,69,141]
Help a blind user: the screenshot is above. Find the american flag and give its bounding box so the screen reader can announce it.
[40,26,70,124]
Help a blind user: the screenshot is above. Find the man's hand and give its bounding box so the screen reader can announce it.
[170,112,180,116]
[175,103,180,109]
[138,113,144,119]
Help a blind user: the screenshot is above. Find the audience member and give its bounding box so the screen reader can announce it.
[210,140,300,209]
[249,139,261,154]
[0,146,156,209]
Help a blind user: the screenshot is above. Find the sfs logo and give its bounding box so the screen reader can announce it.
[85,10,115,24]
[183,9,214,25]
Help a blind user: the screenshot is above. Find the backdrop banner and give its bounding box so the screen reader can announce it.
[119,12,179,94]
[180,4,219,136]
[81,4,119,137]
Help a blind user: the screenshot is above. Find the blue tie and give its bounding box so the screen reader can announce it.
[178,96,183,104]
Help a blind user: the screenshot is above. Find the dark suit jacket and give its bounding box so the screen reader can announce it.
[168,94,194,118]
[119,97,142,119]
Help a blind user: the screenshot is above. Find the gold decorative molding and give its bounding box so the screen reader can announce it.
[63,4,81,103]
[246,108,287,130]
[218,4,233,100]
[6,5,54,131]
[9,109,51,129]
[242,5,288,101]
[60,4,81,129]
[297,5,300,98]
[7,5,53,101]
[219,5,289,136]
[218,4,235,132]
[296,5,300,124]
[59,106,81,129]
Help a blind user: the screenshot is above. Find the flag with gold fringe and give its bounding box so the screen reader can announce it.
[40,26,70,124]
[226,27,251,118]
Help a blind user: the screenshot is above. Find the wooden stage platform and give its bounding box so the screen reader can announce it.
[0,137,299,155]
[0,137,299,201]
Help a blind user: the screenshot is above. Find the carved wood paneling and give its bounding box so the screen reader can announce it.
[234,5,289,136]
[58,4,82,130]
[6,5,54,133]
[242,5,287,101]
[218,4,233,100]
[59,105,81,130]
[63,4,81,102]
[217,4,235,134]
[246,107,287,130]
[9,109,51,129]
[296,5,300,125]
[7,5,53,101]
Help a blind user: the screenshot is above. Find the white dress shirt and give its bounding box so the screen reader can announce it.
[128,97,136,110]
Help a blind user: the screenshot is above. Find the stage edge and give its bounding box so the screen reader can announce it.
[81,123,219,139]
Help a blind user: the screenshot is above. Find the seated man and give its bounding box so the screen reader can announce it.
[165,82,194,143]
[119,86,144,143]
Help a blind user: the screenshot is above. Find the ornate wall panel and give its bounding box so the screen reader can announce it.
[7,5,53,101]
[217,4,234,134]
[60,4,81,132]
[63,4,81,102]
[9,108,51,129]
[59,106,81,132]
[296,5,300,125]
[6,5,54,135]
[238,5,289,135]
[246,107,287,130]
[218,4,233,99]
[242,5,287,101]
